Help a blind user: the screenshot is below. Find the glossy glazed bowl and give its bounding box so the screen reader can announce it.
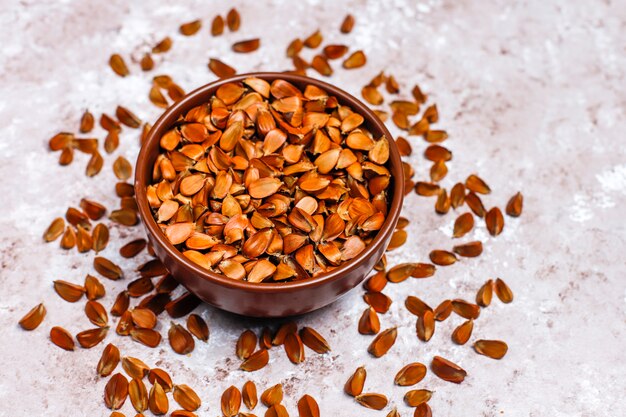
[135,72,404,317]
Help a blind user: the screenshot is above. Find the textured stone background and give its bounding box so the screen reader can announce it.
[0,0,625,416]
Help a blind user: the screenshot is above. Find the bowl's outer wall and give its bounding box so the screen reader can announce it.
[135,73,404,317]
[147,223,396,317]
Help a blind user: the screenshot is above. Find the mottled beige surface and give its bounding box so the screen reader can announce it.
[0,0,625,416]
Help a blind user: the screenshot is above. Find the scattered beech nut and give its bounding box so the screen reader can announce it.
[362,85,383,105]
[97,343,120,377]
[303,30,323,48]
[297,394,320,417]
[394,362,427,386]
[494,278,514,303]
[19,303,46,330]
[345,366,367,396]
[453,241,483,257]
[169,322,195,355]
[179,20,202,36]
[355,393,388,410]
[450,182,466,208]
[451,299,481,319]
[466,174,491,194]
[506,192,524,217]
[358,307,380,335]
[476,279,494,307]
[343,50,367,69]
[232,38,260,53]
[240,349,269,371]
[299,327,330,354]
[311,55,333,76]
[242,380,258,409]
[211,15,224,36]
[50,326,75,351]
[209,58,236,78]
[416,310,435,342]
[434,300,453,321]
[104,373,129,410]
[109,54,129,77]
[451,320,474,345]
[340,14,355,33]
[473,339,509,359]
[122,357,149,380]
[226,8,241,31]
[323,44,349,60]
[429,249,457,266]
[453,212,474,238]
[466,192,486,217]
[404,389,433,407]
[405,296,432,317]
[431,355,467,383]
[486,207,505,236]
[367,327,397,357]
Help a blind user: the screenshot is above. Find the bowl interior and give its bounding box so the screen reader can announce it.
[135,72,405,293]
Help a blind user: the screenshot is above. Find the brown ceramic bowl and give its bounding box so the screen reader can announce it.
[135,72,404,317]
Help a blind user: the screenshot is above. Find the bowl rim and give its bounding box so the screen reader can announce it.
[135,72,404,294]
